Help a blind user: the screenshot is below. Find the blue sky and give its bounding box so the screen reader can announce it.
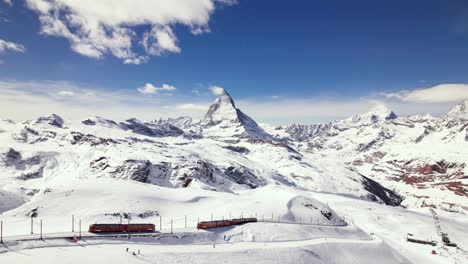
[1,0,468,124]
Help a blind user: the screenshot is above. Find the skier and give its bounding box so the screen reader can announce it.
[133,252,136,256]
[223,235,226,241]
[126,248,129,252]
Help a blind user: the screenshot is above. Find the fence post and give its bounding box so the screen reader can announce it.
[120,215,122,225]
[40,219,43,240]
[185,216,187,228]
[262,215,264,222]
[272,213,273,220]
[31,216,33,234]
[79,219,82,238]
[1,220,3,244]
[72,215,74,232]
[170,219,173,234]
[300,216,302,225]
[160,216,162,231]
[278,216,280,223]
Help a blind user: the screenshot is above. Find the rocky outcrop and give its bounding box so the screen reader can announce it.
[224,166,262,189]
[35,114,64,128]
[360,175,402,206]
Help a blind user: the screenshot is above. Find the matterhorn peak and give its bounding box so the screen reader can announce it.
[447,99,468,120]
[199,87,270,139]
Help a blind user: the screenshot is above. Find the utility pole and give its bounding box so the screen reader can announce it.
[72,215,74,232]
[185,216,187,228]
[170,219,173,234]
[1,220,3,244]
[120,215,122,225]
[160,216,162,231]
[79,219,82,238]
[40,219,43,240]
[31,216,33,234]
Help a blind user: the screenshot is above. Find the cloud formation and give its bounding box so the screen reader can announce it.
[382,84,468,103]
[0,38,26,53]
[25,0,234,63]
[137,83,176,95]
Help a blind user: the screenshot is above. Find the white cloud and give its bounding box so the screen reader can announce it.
[382,84,468,103]
[143,26,181,56]
[0,38,26,53]
[25,0,235,63]
[176,103,208,111]
[3,0,12,6]
[57,90,75,96]
[123,56,149,65]
[210,85,225,95]
[137,83,176,95]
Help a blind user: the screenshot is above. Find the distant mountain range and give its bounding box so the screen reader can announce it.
[0,88,466,214]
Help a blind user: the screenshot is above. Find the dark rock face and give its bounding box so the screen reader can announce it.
[14,126,57,144]
[109,159,172,184]
[112,160,153,183]
[121,119,184,138]
[35,114,64,128]
[186,160,216,183]
[81,119,96,125]
[360,175,402,206]
[223,145,250,154]
[18,167,44,180]
[224,166,261,189]
[90,157,111,171]
[70,132,118,146]
[4,148,22,164]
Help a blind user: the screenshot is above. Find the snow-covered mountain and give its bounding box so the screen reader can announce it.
[0,91,467,220]
[277,100,468,213]
[198,88,271,140]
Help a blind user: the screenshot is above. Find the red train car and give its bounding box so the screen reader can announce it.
[197,220,231,229]
[89,223,155,233]
[197,218,257,229]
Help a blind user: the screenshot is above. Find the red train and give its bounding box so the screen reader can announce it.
[89,223,155,233]
[197,218,257,229]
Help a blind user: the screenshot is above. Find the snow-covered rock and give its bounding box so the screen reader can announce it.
[446,99,468,120]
